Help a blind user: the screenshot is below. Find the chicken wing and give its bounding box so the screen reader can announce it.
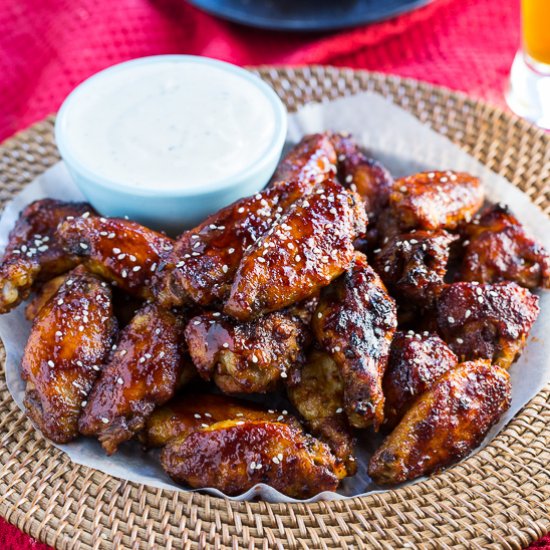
[388,171,484,231]
[287,350,356,474]
[144,392,293,448]
[21,265,116,443]
[225,179,367,321]
[436,281,539,369]
[161,418,346,498]
[330,132,393,222]
[78,303,192,454]
[185,308,309,393]
[313,252,397,429]
[383,331,458,428]
[269,133,337,189]
[156,179,309,308]
[25,273,68,320]
[373,229,458,307]
[369,359,511,485]
[0,199,93,313]
[58,215,174,299]
[460,203,550,289]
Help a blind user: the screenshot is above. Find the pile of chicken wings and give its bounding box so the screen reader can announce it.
[1,132,548,499]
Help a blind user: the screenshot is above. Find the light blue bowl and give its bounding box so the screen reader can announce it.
[55,55,287,234]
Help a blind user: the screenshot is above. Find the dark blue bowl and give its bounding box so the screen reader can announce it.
[186,0,433,32]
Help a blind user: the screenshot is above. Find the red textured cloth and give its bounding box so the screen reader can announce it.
[0,1,547,549]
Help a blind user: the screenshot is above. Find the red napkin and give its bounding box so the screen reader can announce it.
[0,1,547,548]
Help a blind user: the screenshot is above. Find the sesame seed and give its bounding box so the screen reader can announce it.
[47,360,55,367]
[194,413,201,419]
[55,330,62,337]
[333,346,341,352]
[132,266,141,272]
[228,248,235,254]
[277,415,284,421]
[101,417,109,424]
[193,320,201,325]
[176,261,185,268]
[139,357,145,363]
[257,257,266,263]
[158,351,165,359]
[336,407,343,413]
[78,325,84,332]
[121,270,128,278]
[400,186,407,192]
[117,377,124,385]
[82,212,90,219]
[272,457,280,465]
[277,453,283,461]
[222,264,228,273]
[280,371,288,378]
[249,461,256,470]
[201,423,209,428]
[478,297,484,303]
[113,248,121,254]
[251,354,258,364]
[295,255,301,262]
[117,253,126,260]
[92,365,100,371]
[317,312,323,318]
[108,233,116,239]
[222,342,229,349]
[465,309,472,318]
[81,401,87,407]
[456,338,464,344]
[80,243,89,250]
[238,207,245,214]
[384,265,390,272]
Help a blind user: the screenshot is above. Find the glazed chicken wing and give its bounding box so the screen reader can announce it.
[225,179,367,321]
[313,252,397,429]
[287,350,356,474]
[58,215,174,300]
[373,229,458,307]
[269,133,337,189]
[161,418,346,498]
[369,360,511,485]
[460,203,550,289]
[330,132,394,222]
[78,303,192,454]
[144,392,293,448]
[383,331,458,428]
[21,265,116,443]
[388,171,484,232]
[0,199,93,313]
[185,309,309,393]
[436,281,539,369]
[156,179,309,308]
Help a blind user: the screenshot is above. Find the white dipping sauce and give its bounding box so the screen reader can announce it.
[62,60,277,190]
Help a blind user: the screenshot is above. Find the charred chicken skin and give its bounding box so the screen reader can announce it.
[330,132,394,222]
[269,133,337,189]
[387,171,484,232]
[21,265,116,443]
[460,203,550,289]
[58,215,174,300]
[0,199,94,313]
[185,309,309,393]
[369,360,511,485]
[287,350,356,474]
[436,281,539,369]
[144,393,293,448]
[225,179,367,321]
[383,331,458,429]
[313,252,397,430]
[161,417,346,498]
[156,179,311,308]
[79,303,191,455]
[374,229,458,307]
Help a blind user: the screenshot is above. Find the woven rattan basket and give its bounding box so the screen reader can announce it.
[0,67,548,550]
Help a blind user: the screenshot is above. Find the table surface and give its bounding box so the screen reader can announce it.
[0,0,547,548]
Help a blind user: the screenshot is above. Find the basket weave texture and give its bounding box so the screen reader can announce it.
[0,67,548,550]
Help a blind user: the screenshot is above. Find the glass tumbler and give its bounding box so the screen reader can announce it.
[506,0,550,129]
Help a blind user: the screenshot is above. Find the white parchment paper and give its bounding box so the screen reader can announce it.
[1,92,548,503]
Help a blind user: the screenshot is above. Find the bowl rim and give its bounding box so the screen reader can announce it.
[54,55,288,197]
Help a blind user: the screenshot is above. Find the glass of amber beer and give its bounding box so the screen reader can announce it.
[506,0,550,129]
